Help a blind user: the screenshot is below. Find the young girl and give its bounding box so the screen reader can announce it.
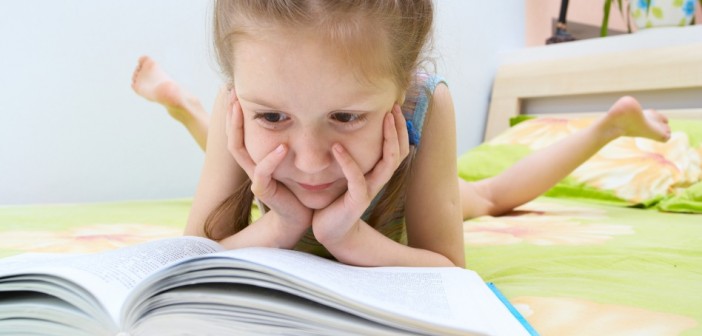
[132,0,671,268]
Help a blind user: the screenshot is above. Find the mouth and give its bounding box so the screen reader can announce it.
[298,182,334,191]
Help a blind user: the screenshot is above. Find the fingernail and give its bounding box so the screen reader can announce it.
[333,143,343,153]
[276,144,286,153]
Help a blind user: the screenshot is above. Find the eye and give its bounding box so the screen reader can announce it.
[331,112,363,123]
[252,112,290,130]
[254,112,288,123]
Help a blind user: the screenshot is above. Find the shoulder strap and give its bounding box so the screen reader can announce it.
[404,74,447,147]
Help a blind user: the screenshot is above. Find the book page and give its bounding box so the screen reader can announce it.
[200,248,529,335]
[133,284,413,336]
[0,236,222,325]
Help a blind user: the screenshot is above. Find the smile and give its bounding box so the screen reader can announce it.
[298,182,334,191]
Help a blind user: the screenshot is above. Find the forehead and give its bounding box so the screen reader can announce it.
[232,30,397,107]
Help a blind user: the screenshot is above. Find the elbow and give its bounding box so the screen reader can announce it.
[183,221,208,238]
[453,252,466,267]
[447,251,465,268]
[183,227,200,237]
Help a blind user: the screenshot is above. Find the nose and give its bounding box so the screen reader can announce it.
[291,130,332,174]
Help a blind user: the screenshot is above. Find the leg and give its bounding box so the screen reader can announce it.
[131,56,209,151]
[459,178,487,220]
[458,96,670,220]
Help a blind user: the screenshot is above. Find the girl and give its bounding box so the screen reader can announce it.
[132,0,671,268]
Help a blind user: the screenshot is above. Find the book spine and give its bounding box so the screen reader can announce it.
[486,282,540,336]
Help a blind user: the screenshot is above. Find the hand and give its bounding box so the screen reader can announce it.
[312,104,410,246]
[225,92,312,241]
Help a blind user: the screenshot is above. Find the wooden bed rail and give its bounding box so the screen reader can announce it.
[484,43,702,141]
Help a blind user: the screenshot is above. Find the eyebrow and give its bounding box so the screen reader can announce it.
[240,96,281,110]
[240,95,383,114]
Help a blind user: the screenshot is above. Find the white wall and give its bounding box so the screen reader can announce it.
[0,0,524,205]
[434,1,525,154]
[0,0,221,205]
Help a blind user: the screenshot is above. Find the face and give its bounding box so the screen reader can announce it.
[232,30,399,209]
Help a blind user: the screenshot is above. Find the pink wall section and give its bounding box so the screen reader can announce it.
[526,0,702,46]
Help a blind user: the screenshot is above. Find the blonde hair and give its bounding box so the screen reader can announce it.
[205,0,434,241]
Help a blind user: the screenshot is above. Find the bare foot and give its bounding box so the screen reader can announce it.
[131,56,210,150]
[601,96,671,142]
[131,56,195,123]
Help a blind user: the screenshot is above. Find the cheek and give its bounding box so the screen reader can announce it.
[341,124,384,174]
[243,122,281,164]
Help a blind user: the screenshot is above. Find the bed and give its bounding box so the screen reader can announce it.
[460,41,702,335]
[1,43,701,335]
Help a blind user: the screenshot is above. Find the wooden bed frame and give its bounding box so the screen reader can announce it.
[484,42,702,141]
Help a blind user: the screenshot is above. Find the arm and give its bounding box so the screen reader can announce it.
[185,87,247,237]
[320,219,456,267]
[463,96,671,219]
[185,88,310,249]
[316,84,464,267]
[402,83,464,267]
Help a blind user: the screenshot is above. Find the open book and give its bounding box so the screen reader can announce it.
[0,236,535,336]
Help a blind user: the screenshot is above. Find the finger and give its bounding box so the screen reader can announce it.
[392,104,410,159]
[385,111,403,166]
[332,143,369,207]
[225,101,233,141]
[250,144,288,199]
[228,100,257,177]
[365,113,401,196]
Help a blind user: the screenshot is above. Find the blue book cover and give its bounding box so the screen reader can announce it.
[486,282,540,336]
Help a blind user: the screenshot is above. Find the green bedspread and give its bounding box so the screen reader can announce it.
[464,197,701,336]
[0,197,700,335]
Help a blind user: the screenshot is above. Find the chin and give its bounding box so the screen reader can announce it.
[290,187,344,210]
[298,194,336,210]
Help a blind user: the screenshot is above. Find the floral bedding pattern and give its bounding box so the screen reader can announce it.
[0,197,700,335]
[0,200,188,256]
[459,117,702,218]
[465,197,701,336]
[488,117,702,205]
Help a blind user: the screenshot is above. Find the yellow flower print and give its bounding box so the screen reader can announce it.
[490,118,594,150]
[513,296,697,336]
[464,198,629,246]
[464,215,632,246]
[510,199,608,219]
[572,132,702,203]
[0,224,181,254]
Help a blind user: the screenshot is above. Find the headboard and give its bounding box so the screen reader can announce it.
[484,42,702,141]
